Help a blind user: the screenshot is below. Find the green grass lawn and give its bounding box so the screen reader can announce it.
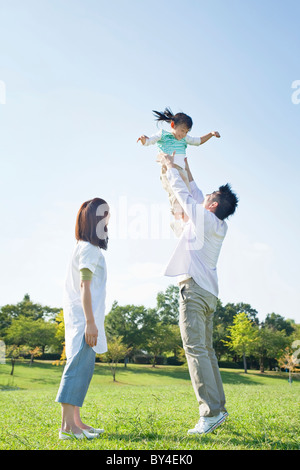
[0,360,299,450]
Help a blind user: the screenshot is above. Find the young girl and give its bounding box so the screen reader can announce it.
[137,107,220,228]
[55,198,110,440]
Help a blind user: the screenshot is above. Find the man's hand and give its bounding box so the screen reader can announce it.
[158,151,176,168]
[137,135,149,145]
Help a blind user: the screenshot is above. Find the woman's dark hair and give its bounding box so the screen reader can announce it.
[75,198,109,250]
[212,184,239,221]
[152,107,193,130]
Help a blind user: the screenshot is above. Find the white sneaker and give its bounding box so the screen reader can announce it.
[187,412,226,435]
[59,428,98,440]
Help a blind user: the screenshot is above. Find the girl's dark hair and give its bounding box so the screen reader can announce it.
[75,198,109,250]
[212,184,239,221]
[152,107,193,130]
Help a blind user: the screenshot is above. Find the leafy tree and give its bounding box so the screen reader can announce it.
[263,313,295,336]
[234,303,259,324]
[213,299,228,359]
[54,310,65,344]
[0,340,5,364]
[0,308,12,339]
[223,312,259,373]
[255,326,289,372]
[52,346,66,366]
[5,317,56,355]
[145,322,181,367]
[28,346,42,366]
[291,323,300,340]
[177,346,187,364]
[102,336,132,381]
[277,347,300,384]
[104,302,157,355]
[5,345,30,376]
[213,300,259,360]
[53,309,66,356]
[0,294,60,339]
[220,302,259,325]
[168,324,182,358]
[156,285,179,325]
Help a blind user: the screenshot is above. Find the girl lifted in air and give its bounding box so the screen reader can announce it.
[137,107,220,234]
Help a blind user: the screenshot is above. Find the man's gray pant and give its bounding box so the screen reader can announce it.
[179,277,226,417]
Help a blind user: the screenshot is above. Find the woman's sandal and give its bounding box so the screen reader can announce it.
[85,426,105,435]
[59,428,98,440]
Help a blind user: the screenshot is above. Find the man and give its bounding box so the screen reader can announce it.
[161,153,238,435]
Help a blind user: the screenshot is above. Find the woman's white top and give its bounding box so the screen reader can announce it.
[63,240,108,359]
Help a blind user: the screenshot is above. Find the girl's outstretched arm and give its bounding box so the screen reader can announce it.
[186,131,220,147]
[137,129,162,146]
[200,131,220,144]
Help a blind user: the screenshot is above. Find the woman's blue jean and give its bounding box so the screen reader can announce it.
[55,335,96,407]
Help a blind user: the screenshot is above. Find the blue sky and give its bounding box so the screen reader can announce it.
[0,0,299,323]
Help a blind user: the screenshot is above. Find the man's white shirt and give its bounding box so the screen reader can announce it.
[164,168,228,297]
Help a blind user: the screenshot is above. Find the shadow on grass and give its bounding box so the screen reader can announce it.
[86,425,300,450]
[93,364,281,386]
[0,360,64,389]
[105,431,162,442]
[1,360,293,391]
[24,362,270,388]
[185,428,300,450]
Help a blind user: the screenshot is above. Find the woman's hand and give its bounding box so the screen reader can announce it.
[85,321,98,348]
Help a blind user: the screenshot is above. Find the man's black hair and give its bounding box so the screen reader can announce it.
[212,184,239,220]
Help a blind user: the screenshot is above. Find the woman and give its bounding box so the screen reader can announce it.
[56,198,110,440]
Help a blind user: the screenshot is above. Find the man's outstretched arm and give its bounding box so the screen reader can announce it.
[159,153,207,227]
[184,158,204,204]
[185,157,194,183]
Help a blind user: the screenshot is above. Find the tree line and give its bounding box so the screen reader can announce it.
[0,288,299,376]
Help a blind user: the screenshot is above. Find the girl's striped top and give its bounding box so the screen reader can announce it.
[143,129,201,168]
